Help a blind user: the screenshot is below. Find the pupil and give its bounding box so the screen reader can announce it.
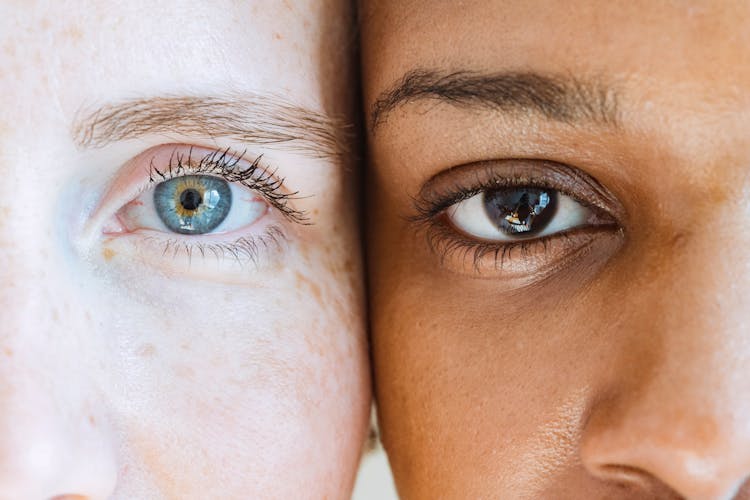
[483,188,558,236]
[515,193,532,224]
[180,189,202,211]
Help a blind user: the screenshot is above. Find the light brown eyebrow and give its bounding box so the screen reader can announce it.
[370,69,620,131]
[73,94,351,160]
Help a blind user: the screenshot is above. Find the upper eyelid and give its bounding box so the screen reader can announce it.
[82,144,307,242]
[144,145,309,225]
[411,159,625,222]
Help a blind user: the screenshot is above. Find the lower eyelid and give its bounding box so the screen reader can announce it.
[99,223,289,278]
[422,217,622,282]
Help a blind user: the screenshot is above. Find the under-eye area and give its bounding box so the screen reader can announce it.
[90,144,309,274]
[410,159,626,280]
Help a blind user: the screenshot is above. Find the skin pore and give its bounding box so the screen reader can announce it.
[363,1,750,499]
[0,1,368,498]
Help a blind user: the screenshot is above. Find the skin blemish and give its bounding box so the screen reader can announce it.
[102,247,116,261]
[62,24,84,43]
[172,364,195,379]
[294,270,323,303]
[136,343,156,358]
[88,414,96,427]
[3,347,12,358]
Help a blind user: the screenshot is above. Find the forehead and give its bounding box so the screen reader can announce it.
[0,0,347,118]
[363,0,750,103]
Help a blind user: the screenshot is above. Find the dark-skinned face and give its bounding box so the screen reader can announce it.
[363,2,750,498]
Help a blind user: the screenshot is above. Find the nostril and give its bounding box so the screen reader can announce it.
[594,464,680,498]
[596,464,651,486]
[595,464,661,492]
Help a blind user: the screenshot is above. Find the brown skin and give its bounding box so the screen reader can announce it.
[363,2,750,499]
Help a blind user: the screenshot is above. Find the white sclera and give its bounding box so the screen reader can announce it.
[446,191,592,242]
[120,179,268,234]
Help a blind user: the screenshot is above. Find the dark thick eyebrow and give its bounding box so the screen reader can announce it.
[73,94,351,160]
[370,69,619,131]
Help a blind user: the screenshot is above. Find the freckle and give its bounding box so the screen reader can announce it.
[63,25,84,42]
[310,282,322,302]
[102,247,116,261]
[708,183,728,204]
[180,342,190,351]
[3,347,12,358]
[173,364,195,379]
[294,270,323,302]
[136,343,156,358]
[273,32,283,40]
[88,414,96,427]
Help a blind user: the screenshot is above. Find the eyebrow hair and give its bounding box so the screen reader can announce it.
[73,94,351,160]
[370,69,619,131]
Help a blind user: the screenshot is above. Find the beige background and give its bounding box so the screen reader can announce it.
[352,446,398,500]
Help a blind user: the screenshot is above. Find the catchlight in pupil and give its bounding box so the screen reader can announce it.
[483,188,558,235]
[153,175,232,235]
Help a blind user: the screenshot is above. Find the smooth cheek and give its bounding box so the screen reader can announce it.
[93,248,368,497]
[369,186,606,497]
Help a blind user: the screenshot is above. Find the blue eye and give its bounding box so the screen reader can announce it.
[118,174,268,236]
[153,175,232,234]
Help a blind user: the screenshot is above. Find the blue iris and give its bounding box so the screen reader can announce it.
[153,175,232,234]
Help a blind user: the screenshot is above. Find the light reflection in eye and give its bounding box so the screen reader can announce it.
[120,173,268,235]
[153,175,233,234]
[90,145,309,271]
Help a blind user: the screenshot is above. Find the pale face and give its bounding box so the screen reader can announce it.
[363,1,750,498]
[0,1,369,498]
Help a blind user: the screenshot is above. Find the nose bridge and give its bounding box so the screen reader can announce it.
[581,224,750,498]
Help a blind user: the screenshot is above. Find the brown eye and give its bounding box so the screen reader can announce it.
[483,188,558,236]
[446,187,593,242]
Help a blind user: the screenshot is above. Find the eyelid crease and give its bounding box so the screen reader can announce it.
[410,159,624,224]
[406,159,626,277]
[145,146,311,225]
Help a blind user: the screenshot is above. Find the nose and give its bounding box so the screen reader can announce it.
[0,375,119,500]
[580,227,750,499]
[0,250,118,499]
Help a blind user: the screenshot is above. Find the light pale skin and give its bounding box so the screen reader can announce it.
[0,1,369,498]
[363,1,750,499]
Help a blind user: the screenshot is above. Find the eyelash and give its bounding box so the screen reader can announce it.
[146,227,287,264]
[410,162,618,270]
[148,146,309,225]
